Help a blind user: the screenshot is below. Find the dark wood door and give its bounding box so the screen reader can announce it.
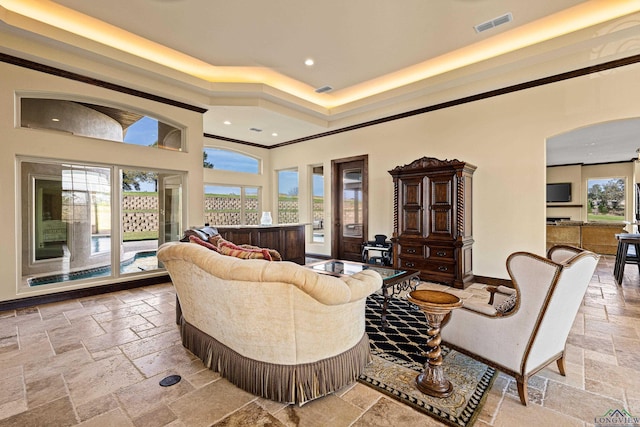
[332,155,368,262]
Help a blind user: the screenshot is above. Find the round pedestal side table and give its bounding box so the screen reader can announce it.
[407,289,462,398]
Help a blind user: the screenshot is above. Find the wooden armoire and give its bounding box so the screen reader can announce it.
[389,157,476,289]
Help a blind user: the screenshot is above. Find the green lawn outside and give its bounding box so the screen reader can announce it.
[123,231,158,241]
[586,214,625,222]
[123,192,158,197]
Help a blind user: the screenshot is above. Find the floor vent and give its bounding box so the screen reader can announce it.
[474,12,513,33]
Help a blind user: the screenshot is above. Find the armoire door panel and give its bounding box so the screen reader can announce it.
[402,208,422,234]
[430,179,452,205]
[431,209,452,234]
[402,180,422,206]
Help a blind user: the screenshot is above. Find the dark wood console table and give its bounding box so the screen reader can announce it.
[214,224,306,264]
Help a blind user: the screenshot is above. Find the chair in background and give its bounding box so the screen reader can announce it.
[613,233,640,285]
[440,245,599,405]
[362,234,392,266]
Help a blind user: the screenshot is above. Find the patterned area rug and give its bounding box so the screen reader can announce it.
[359,294,496,427]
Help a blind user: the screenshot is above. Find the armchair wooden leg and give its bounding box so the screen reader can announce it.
[556,356,566,376]
[516,378,528,406]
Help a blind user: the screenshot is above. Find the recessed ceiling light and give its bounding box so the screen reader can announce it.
[304,58,314,66]
[223,120,231,125]
[51,118,60,122]
[271,132,278,137]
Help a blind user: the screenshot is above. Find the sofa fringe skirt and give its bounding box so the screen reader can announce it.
[180,317,371,405]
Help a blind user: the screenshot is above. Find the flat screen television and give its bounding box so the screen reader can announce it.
[546,183,571,203]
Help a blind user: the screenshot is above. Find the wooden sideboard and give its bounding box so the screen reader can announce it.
[214,224,306,264]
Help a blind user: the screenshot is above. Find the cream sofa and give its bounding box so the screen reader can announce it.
[157,242,382,405]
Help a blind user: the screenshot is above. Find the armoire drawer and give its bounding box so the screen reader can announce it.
[398,244,424,257]
[423,260,456,276]
[399,256,455,274]
[397,257,427,270]
[426,246,455,261]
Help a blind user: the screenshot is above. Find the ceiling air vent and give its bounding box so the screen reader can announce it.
[249,127,262,132]
[474,12,513,33]
[315,85,333,94]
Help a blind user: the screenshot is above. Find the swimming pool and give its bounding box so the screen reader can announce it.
[91,235,111,254]
[27,250,158,286]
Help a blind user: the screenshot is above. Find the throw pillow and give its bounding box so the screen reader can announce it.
[218,241,272,261]
[208,234,228,247]
[240,244,282,261]
[182,228,208,242]
[189,235,220,252]
[199,226,219,238]
[494,292,517,314]
[267,248,282,261]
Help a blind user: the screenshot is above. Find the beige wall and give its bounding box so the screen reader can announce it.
[271,63,640,279]
[2,40,640,301]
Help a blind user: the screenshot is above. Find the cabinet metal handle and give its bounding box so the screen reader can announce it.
[406,262,415,268]
[406,248,416,254]
[436,251,446,257]
[438,266,448,271]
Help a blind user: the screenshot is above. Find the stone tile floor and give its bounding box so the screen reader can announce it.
[0,255,638,426]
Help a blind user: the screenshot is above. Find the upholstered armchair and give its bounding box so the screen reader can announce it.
[440,245,599,405]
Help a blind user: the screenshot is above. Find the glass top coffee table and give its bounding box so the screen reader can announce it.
[307,259,420,327]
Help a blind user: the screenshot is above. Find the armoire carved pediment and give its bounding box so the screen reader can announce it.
[389,157,467,173]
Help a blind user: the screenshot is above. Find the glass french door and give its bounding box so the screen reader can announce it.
[21,159,183,287]
[332,156,368,262]
[120,169,183,274]
[159,174,183,245]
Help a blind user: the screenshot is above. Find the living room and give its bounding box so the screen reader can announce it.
[1,1,640,426]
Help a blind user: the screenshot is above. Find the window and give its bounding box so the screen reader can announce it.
[20,98,183,150]
[278,169,299,224]
[587,178,625,222]
[203,147,259,174]
[342,168,363,237]
[204,185,260,225]
[311,165,324,242]
[21,159,183,287]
